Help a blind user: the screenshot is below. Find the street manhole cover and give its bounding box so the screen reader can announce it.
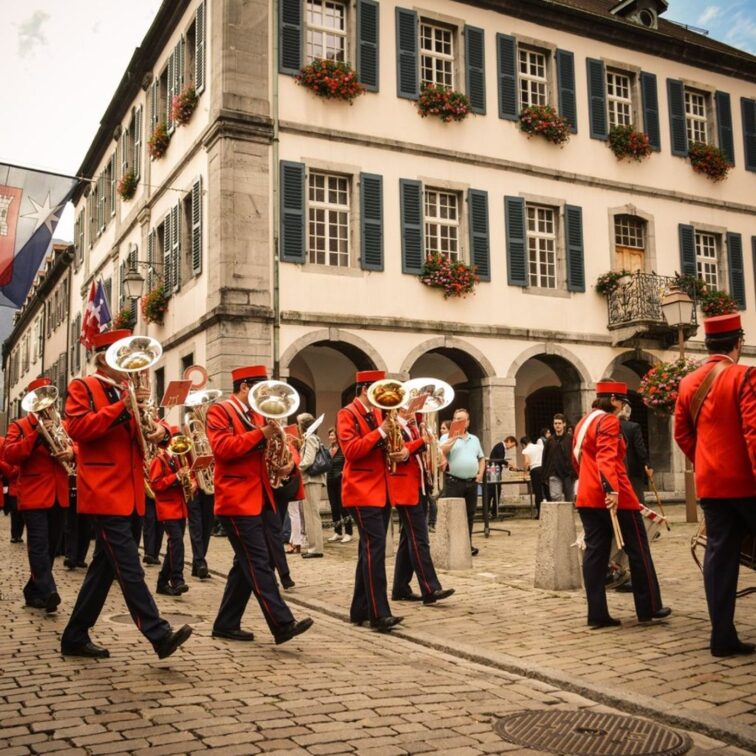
[494,710,692,755]
[110,613,197,625]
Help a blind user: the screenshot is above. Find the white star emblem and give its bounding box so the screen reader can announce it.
[22,193,63,235]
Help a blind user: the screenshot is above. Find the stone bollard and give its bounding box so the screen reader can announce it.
[534,500,582,590]
[431,497,473,570]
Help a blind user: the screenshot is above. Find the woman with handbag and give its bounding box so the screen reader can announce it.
[297,413,327,558]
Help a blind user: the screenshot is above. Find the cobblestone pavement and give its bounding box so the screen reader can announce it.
[0,504,754,755]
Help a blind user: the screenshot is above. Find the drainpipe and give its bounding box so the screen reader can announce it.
[271,0,282,379]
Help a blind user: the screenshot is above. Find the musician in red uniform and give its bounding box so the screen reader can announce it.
[390,407,454,605]
[336,369,404,632]
[675,313,756,657]
[4,378,72,613]
[572,381,670,628]
[60,329,192,659]
[149,427,195,596]
[205,365,313,644]
[0,435,23,543]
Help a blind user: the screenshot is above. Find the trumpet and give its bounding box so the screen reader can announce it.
[367,378,408,472]
[184,388,222,494]
[167,433,195,503]
[21,385,75,475]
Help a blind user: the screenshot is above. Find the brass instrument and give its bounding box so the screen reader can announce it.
[21,385,75,475]
[167,433,195,502]
[248,380,301,488]
[367,379,408,472]
[184,388,222,494]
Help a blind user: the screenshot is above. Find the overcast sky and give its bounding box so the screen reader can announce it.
[1,0,754,241]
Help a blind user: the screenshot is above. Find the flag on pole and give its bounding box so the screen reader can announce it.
[80,279,112,348]
[0,162,79,308]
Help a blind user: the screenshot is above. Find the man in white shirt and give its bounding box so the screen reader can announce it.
[521,435,546,519]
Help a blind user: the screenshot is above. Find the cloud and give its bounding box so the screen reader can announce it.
[723,10,756,53]
[697,5,721,27]
[17,10,50,58]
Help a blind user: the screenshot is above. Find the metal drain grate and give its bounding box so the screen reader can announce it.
[494,710,692,755]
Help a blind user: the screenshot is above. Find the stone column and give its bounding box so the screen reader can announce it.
[431,497,472,570]
[475,376,516,456]
[534,501,582,590]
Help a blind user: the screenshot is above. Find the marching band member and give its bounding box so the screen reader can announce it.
[60,329,192,659]
[0,435,23,544]
[572,381,670,629]
[205,365,313,644]
[675,313,756,657]
[391,407,454,605]
[4,377,72,613]
[336,369,403,632]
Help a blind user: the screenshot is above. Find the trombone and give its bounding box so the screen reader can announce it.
[21,385,75,475]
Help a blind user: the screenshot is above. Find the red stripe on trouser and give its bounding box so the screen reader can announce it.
[404,509,432,595]
[229,517,280,629]
[353,508,379,617]
[99,523,142,632]
[630,513,658,614]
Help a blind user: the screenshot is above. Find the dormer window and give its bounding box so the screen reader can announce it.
[610,0,668,31]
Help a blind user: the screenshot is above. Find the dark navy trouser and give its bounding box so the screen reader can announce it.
[349,505,392,623]
[143,496,164,558]
[158,518,186,587]
[393,500,441,599]
[22,503,64,602]
[65,488,91,565]
[188,491,213,569]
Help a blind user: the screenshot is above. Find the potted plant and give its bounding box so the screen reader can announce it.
[638,358,699,417]
[141,284,169,325]
[673,273,707,301]
[608,125,653,162]
[420,253,478,298]
[117,170,138,201]
[688,142,731,182]
[295,58,365,103]
[416,83,471,123]
[148,122,171,160]
[700,288,738,317]
[518,105,570,145]
[595,270,632,296]
[171,85,199,125]
[112,306,136,330]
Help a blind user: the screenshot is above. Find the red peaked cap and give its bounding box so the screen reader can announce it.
[703,313,742,336]
[92,329,132,352]
[356,370,385,384]
[595,381,628,399]
[232,365,268,383]
[169,425,181,436]
[27,377,52,392]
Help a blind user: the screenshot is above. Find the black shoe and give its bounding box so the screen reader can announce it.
[274,618,314,645]
[173,582,189,594]
[46,592,61,614]
[24,597,46,609]
[301,551,324,559]
[154,625,192,659]
[370,616,404,632]
[156,584,181,596]
[471,547,479,556]
[143,555,160,565]
[422,588,455,605]
[350,617,367,626]
[711,641,756,657]
[64,558,77,570]
[11,537,23,544]
[615,582,634,593]
[212,628,255,642]
[587,617,622,628]
[281,575,295,590]
[61,641,110,658]
[76,561,88,569]
[638,607,672,622]
[197,565,209,579]
[392,592,422,602]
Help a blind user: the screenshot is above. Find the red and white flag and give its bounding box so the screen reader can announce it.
[80,279,112,348]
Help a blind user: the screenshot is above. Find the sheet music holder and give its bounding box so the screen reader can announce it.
[161,380,192,408]
[447,418,466,438]
[191,454,214,471]
[406,393,428,414]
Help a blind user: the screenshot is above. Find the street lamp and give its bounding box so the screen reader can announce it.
[660,284,697,523]
[122,261,163,301]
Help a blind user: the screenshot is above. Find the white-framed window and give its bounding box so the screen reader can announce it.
[420,21,455,89]
[527,205,557,289]
[424,189,460,262]
[308,171,350,267]
[685,89,708,144]
[606,70,633,128]
[519,48,548,108]
[305,0,347,63]
[695,231,718,288]
[614,215,645,249]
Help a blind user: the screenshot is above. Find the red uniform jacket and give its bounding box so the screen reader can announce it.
[387,424,425,507]
[66,373,146,517]
[0,436,18,510]
[675,356,756,499]
[289,443,305,502]
[572,411,640,511]
[4,416,70,510]
[206,396,275,516]
[336,399,391,507]
[149,451,189,521]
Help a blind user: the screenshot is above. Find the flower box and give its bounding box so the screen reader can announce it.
[639,358,699,417]
[595,270,632,296]
[295,59,365,103]
[141,285,169,325]
[608,125,653,162]
[417,83,471,123]
[420,253,478,298]
[171,86,198,126]
[519,105,570,145]
[700,288,738,317]
[688,142,731,182]
[112,307,136,331]
[117,170,138,201]
[148,122,171,160]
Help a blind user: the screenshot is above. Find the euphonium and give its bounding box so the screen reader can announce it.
[167,433,195,502]
[367,379,408,472]
[184,388,222,495]
[21,385,75,475]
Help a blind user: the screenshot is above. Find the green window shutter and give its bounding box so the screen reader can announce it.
[667,79,688,156]
[586,58,607,140]
[726,232,745,309]
[465,26,486,115]
[640,72,660,151]
[468,189,490,282]
[360,173,383,271]
[280,0,302,75]
[134,106,142,179]
[396,8,418,100]
[166,51,175,131]
[191,176,203,275]
[150,79,159,130]
[741,97,756,171]
[556,49,576,133]
[195,0,206,93]
[678,224,696,277]
[715,91,735,165]
[280,161,305,263]
[171,203,181,292]
[505,196,526,287]
[147,229,155,292]
[357,0,379,92]
[565,205,585,293]
[496,33,517,121]
[177,36,185,91]
[163,212,173,293]
[400,179,423,275]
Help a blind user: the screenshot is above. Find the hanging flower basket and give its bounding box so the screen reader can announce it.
[519,105,570,145]
[417,83,471,123]
[638,358,699,417]
[171,86,199,125]
[608,125,653,162]
[295,59,365,103]
[688,142,731,182]
[141,285,169,325]
[148,123,171,160]
[420,253,478,298]
[700,288,738,317]
[112,306,136,331]
[673,273,707,301]
[595,270,633,296]
[117,170,138,201]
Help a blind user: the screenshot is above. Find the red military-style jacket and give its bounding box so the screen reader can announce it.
[572,411,640,511]
[675,356,756,499]
[149,450,189,521]
[288,442,305,502]
[4,416,71,510]
[65,373,146,517]
[206,395,276,516]
[0,436,19,510]
[387,422,426,507]
[337,399,391,508]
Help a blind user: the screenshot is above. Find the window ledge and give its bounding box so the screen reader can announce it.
[300,263,365,278]
[522,286,571,299]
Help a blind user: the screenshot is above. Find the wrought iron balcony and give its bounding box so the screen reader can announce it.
[606,272,698,347]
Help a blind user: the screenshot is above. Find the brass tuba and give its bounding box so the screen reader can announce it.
[248,380,300,488]
[184,388,222,494]
[167,433,195,502]
[367,378,408,472]
[21,385,75,475]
